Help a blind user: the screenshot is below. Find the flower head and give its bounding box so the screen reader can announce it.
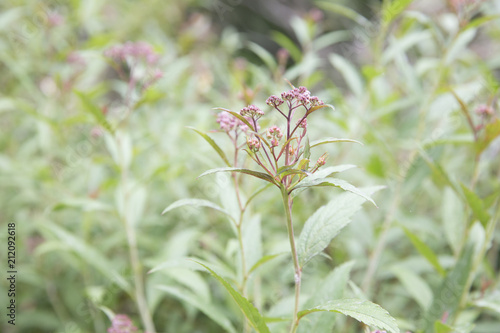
[104,41,160,65]
[217,111,240,132]
[475,104,494,117]
[266,95,284,107]
[240,104,264,119]
[107,314,137,333]
[247,136,261,152]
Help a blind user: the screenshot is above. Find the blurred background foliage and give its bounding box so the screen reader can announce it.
[0,0,499,332]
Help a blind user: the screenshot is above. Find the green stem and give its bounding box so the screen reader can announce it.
[281,187,301,333]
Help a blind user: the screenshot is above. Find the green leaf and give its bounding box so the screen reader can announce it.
[74,90,114,134]
[247,42,277,70]
[306,103,335,116]
[460,183,491,227]
[248,253,286,275]
[442,187,465,256]
[297,187,384,266]
[198,167,277,185]
[329,54,364,97]
[463,14,500,31]
[304,136,311,159]
[381,0,413,25]
[195,262,271,333]
[187,127,231,167]
[293,177,377,206]
[422,245,475,331]
[434,321,454,333]
[156,285,236,333]
[474,289,500,315]
[272,31,302,62]
[317,2,371,27]
[298,262,355,333]
[162,198,233,220]
[477,118,500,154]
[297,298,399,333]
[391,266,433,310]
[310,137,363,148]
[402,227,446,276]
[41,222,131,293]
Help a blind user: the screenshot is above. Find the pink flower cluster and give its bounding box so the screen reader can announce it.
[267,125,283,147]
[475,104,494,116]
[240,104,264,120]
[107,314,138,333]
[216,111,250,133]
[104,41,160,64]
[266,86,324,109]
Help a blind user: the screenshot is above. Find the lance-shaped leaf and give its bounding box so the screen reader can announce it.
[297,186,384,266]
[297,298,399,333]
[74,90,114,134]
[248,253,286,275]
[310,137,363,148]
[306,103,335,116]
[402,227,446,276]
[422,245,474,332]
[293,177,376,206]
[187,127,231,167]
[214,108,255,132]
[156,285,236,333]
[198,167,277,185]
[460,183,491,227]
[162,198,234,221]
[195,261,271,333]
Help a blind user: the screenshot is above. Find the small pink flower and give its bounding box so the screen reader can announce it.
[267,126,283,140]
[247,137,261,152]
[107,314,137,333]
[475,104,494,116]
[317,153,328,166]
[297,119,307,129]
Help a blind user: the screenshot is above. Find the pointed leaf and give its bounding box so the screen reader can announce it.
[402,227,446,276]
[298,187,384,266]
[162,198,233,220]
[195,261,271,333]
[306,103,335,116]
[304,137,311,159]
[310,138,363,148]
[156,285,236,333]
[293,177,376,206]
[248,253,286,275]
[187,127,231,167]
[391,266,433,310]
[460,183,491,227]
[74,90,114,133]
[297,298,399,333]
[422,245,474,331]
[198,167,277,185]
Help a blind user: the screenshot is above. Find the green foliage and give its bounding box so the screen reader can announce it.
[2,0,500,332]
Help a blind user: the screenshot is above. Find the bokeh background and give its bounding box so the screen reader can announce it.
[1,0,500,332]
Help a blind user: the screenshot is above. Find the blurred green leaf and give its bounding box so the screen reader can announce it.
[187,127,231,167]
[460,183,491,227]
[402,226,446,276]
[329,54,364,97]
[272,31,302,62]
[297,298,399,333]
[157,285,236,333]
[195,261,271,333]
[74,90,114,134]
[422,245,474,331]
[310,137,362,148]
[391,266,433,310]
[41,221,131,293]
[162,198,233,219]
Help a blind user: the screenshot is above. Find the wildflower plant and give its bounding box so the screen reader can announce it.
[163,83,399,333]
